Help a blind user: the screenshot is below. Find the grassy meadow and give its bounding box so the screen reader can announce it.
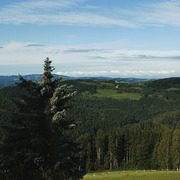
[91,89,141,100]
[84,170,180,180]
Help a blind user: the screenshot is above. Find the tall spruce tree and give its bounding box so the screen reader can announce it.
[172,129,180,171]
[0,58,84,179]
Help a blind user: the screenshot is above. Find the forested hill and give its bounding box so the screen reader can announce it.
[146,77,180,89]
[0,74,63,87]
[0,76,180,172]
[0,74,147,87]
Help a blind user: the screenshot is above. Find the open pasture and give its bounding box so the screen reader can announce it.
[84,170,180,180]
[91,89,141,100]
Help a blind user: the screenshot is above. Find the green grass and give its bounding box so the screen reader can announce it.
[166,87,180,92]
[84,170,180,180]
[91,89,141,100]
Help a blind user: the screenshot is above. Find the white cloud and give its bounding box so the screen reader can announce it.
[2,41,180,63]
[0,0,134,27]
[56,69,178,78]
[136,0,180,26]
[4,42,24,50]
[3,41,45,51]
[1,12,114,26]
[0,41,179,77]
[1,0,180,27]
[0,41,46,64]
[1,0,82,12]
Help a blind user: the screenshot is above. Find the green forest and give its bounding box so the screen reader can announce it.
[0,59,180,179]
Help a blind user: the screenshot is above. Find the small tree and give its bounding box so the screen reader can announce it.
[0,58,84,179]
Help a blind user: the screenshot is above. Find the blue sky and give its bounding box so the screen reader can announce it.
[0,0,180,78]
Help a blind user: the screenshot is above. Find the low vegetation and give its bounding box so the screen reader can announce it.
[91,89,141,100]
[84,170,180,180]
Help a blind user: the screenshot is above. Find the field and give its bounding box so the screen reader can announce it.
[84,170,180,180]
[91,89,141,100]
[166,87,180,92]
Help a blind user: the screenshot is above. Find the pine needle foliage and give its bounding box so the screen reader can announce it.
[0,57,84,179]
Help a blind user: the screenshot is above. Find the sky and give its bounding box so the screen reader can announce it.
[0,0,180,78]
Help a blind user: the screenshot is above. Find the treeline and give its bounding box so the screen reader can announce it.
[67,77,180,171]
[77,117,180,171]
[0,77,180,174]
[68,94,179,133]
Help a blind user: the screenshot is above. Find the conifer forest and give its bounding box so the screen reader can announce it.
[0,58,180,179]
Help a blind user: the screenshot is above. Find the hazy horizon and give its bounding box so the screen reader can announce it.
[0,64,179,79]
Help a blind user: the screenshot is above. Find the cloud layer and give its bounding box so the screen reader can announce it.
[1,41,180,62]
[56,70,178,78]
[0,0,180,27]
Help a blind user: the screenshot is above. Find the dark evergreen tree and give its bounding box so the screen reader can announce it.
[0,58,84,179]
[77,133,95,172]
[171,129,180,171]
[157,128,172,170]
[95,130,106,170]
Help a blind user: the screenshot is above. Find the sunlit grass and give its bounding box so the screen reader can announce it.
[166,88,180,91]
[84,170,180,180]
[91,89,141,100]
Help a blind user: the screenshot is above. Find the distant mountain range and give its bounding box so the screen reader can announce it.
[0,74,149,87]
[0,74,63,87]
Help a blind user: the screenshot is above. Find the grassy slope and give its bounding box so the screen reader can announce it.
[84,171,180,180]
[91,89,141,100]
